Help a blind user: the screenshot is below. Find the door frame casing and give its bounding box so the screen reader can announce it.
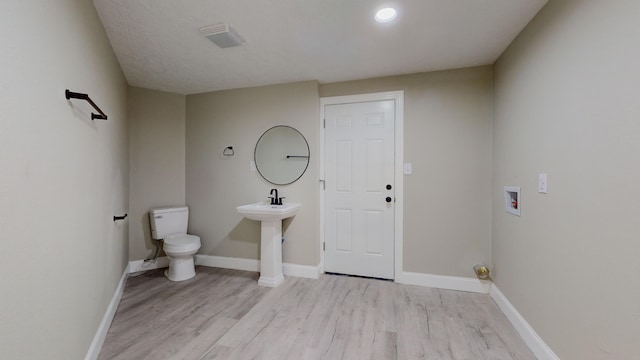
[319,91,404,280]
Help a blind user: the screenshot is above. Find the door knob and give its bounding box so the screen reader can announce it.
[386,184,392,190]
[386,197,392,203]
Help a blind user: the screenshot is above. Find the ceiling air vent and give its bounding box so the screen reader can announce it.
[199,23,244,48]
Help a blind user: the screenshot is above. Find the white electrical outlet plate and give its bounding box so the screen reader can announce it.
[404,163,413,175]
[538,173,547,193]
[250,161,256,172]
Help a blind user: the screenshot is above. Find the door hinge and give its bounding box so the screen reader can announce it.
[323,119,326,128]
[323,242,325,251]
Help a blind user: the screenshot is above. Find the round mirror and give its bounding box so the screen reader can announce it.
[254,125,310,185]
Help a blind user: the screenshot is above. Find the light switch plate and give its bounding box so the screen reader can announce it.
[404,163,412,175]
[250,161,256,172]
[538,173,547,193]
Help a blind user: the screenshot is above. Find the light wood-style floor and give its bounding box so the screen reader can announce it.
[99,267,535,360]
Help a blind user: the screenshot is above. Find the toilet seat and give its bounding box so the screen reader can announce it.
[163,234,201,253]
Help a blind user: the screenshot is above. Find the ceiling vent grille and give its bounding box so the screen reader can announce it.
[199,23,244,48]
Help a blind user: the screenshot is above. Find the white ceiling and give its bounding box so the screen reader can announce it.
[93,0,547,95]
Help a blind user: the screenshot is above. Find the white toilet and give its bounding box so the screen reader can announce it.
[149,206,201,281]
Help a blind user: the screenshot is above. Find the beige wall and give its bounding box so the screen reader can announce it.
[0,1,129,359]
[320,67,493,276]
[493,1,640,358]
[186,81,320,265]
[184,70,492,276]
[128,87,186,261]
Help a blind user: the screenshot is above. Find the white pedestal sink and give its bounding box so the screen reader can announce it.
[236,202,301,287]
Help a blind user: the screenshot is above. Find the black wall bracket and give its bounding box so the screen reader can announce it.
[113,214,128,222]
[65,89,108,120]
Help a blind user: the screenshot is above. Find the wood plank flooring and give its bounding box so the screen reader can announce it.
[98,267,535,360]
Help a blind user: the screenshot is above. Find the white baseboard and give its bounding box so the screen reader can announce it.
[84,266,128,360]
[490,285,559,360]
[395,271,491,294]
[195,254,321,279]
[283,262,321,279]
[195,254,259,272]
[128,257,170,273]
[130,255,321,280]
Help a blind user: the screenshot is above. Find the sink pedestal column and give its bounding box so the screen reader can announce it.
[258,220,284,287]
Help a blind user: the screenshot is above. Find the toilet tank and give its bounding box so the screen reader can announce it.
[149,206,189,240]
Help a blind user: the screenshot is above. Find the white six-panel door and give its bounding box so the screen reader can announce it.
[324,100,395,279]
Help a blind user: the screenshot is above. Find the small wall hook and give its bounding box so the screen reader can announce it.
[223,146,235,156]
[113,214,128,222]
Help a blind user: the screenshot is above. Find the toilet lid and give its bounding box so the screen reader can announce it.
[164,234,201,253]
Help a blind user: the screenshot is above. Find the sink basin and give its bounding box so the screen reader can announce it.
[237,202,301,222]
[236,202,302,287]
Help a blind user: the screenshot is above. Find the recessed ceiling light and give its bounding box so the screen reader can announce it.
[375,7,397,23]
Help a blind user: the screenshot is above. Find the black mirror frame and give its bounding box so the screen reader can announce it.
[254,125,310,185]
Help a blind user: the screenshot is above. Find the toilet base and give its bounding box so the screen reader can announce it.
[165,255,196,281]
